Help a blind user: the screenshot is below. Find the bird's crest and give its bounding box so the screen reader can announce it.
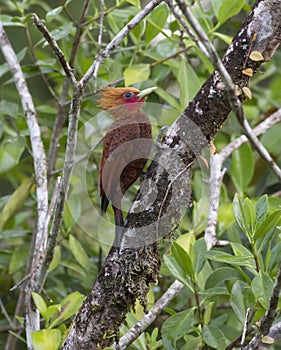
[97,87,140,110]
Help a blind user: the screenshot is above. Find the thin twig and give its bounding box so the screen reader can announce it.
[10,273,32,292]
[93,0,105,92]
[0,298,13,327]
[220,109,281,161]
[69,0,91,66]
[47,0,91,177]
[25,26,58,101]
[241,308,251,348]
[165,0,209,57]
[205,109,281,249]
[115,280,184,349]
[45,176,61,229]
[32,13,76,86]
[238,117,281,182]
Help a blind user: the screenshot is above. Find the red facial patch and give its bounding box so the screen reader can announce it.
[122,96,145,109]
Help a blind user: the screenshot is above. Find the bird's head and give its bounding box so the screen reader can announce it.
[97,87,157,113]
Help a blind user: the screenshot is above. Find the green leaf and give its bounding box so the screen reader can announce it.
[205,267,243,289]
[145,3,169,44]
[0,136,26,174]
[162,308,195,349]
[49,292,85,329]
[181,335,202,350]
[163,255,194,292]
[254,210,281,242]
[255,195,268,225]
[0,14,25,27]
[46,6,63,21]
[206,250,256,270]
[0,100,19,117]
[171,241,194,280]
[260,123,281,154]
[233,194,256,240]
[48,246,61,273]
[32,293,48,320]
[69,235,91,269]
[9,245,29,275]
[130,18,145,43]
[203,302,214,325]
[31,329,61,350]
[251,271,273,309]
[212,32,232,45]
[0,178,34,231]
[124,64,150,86]
[154,86,181,110]
[46,305,61,326]
[215,0,244,24]
[230,143,254,193]
[176,60,201,109]
[267,241,281,273]
[230,281,254,324]
[200,286,229,298]
[202,325,228,350]
[230,242,254,259]
[194,238,207,275]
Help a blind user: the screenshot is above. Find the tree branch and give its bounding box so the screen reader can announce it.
[205,108,281,249]
[116,280,184,349]
[47,0,91,178]
[0,20,48,349]
[32,13,76,86]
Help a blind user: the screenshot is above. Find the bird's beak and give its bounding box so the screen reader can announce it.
[137,86,157,100]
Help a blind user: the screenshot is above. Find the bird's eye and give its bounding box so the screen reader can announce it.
[124,91,134,99]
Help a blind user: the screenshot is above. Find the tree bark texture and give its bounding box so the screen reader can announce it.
[62,1,281,349]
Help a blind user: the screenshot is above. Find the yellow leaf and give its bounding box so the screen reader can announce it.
[242,68,253,77]
[0,178,34,231]
[262,336,274,344]
[242,86,252,100]
[235,85,242,96]
[250,51,264,62]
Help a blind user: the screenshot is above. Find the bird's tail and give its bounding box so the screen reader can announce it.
[113,206,124,248]
[101,195,109,214]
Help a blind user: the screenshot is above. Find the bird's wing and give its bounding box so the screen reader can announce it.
[98,119,142,213]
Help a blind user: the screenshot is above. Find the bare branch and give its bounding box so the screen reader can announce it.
[93,0,105,92]
[69,0,91,66]
[48,0,91,177]
[115,280,184,349]
[220,109,281,160]
[205,108,281,249]
[241,308,251,348]
[237,116,281,182]
[0,20,48,348]
[32,13,77,85]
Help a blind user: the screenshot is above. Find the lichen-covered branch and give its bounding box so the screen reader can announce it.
[0,21,48,349]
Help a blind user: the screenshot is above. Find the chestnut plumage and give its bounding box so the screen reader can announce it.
[97,86,156,247]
